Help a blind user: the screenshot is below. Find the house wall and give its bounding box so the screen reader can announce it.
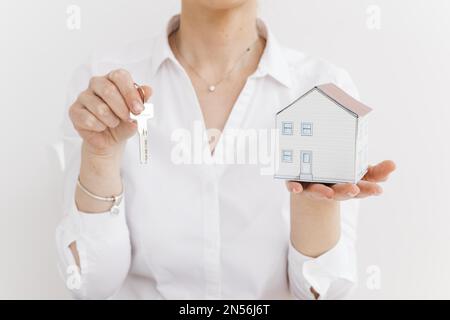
[275,89,357,183]
[356,115,370,181]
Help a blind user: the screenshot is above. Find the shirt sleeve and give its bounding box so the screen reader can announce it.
[287,67,361,300]
[288,199,359,300]
[55,63,131,299]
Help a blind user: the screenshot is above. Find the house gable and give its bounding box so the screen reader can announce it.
[276,88,357,122]
[276,83,372,118]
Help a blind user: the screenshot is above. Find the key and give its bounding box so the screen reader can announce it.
[130,102,154,164]
[130,83,154,164]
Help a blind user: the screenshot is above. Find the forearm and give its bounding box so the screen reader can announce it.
[290,193,340,258]
[76,142,124,213]
[70,142,125,267]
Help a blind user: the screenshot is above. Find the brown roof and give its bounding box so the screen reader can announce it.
[316,83,372,117]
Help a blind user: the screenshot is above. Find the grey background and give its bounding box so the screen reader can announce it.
[1,0,449,299]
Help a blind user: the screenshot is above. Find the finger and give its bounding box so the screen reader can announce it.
[331,183,360,201]
[69,104,107,132]
[113,118,138,140]
[286,181,303,194]
[356,180,383,198]
[304,183,334,200]
[89,76,130,121]
[107,69,152,114]
[363,160,396,182]
[78,91,120,128]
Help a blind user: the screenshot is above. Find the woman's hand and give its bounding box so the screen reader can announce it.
[286,160,396,200]
[69,69,152,157]
[69,69,152,213]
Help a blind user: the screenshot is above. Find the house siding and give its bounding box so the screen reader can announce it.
[275,89,357,182]
[355,115,369,181]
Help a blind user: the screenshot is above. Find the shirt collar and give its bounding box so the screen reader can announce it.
[150,15,292,88]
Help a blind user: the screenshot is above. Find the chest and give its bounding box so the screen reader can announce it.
[192,74,248,130]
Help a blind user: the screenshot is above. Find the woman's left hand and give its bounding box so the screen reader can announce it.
[286,160,396,200]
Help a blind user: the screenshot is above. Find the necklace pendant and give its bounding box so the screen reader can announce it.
[208,85,216,92]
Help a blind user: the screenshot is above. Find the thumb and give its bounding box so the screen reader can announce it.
[112,84,151,142]
[138,85,152,103]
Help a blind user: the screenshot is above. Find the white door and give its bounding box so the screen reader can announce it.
[299,151,313,180]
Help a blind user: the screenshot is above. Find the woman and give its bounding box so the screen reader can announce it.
[57,0,395,299]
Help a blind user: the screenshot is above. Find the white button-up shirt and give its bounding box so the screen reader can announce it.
[56,15,359,300]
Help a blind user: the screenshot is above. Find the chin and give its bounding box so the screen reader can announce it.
[188,0,253,11]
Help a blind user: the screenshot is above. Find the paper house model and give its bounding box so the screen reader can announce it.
[274,83,372,184]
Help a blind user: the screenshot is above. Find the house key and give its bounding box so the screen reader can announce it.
[130,83,154,164]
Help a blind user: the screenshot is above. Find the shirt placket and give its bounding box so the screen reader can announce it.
[202,78,258,299]
[201,168,222,299]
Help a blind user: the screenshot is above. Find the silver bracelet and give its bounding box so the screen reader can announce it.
[76,177,123,215]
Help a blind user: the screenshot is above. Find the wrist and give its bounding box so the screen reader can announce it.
[82,140,124,161]
[295,193,339,215]
[80,143,123,196]
[75,142,124,213]
[81,142,123,173]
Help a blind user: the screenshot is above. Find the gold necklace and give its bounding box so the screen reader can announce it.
[172,32,260,93]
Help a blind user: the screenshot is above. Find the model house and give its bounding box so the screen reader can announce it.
[274,83,372,184]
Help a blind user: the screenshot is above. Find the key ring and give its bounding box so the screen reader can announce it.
[133,83,145,103]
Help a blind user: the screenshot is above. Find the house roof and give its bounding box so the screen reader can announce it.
[276,83,372,117]
[316,83,372,117]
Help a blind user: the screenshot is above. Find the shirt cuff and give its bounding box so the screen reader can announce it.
[288,237,357,300]
[56,199,127,275]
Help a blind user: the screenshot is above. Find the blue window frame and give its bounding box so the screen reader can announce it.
[282,122,293,135]
[301,122,313,136]
[282,150,293,163]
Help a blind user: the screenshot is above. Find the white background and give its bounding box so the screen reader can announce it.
[1,0,449,299]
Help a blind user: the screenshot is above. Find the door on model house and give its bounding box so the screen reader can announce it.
[299,151,313,180]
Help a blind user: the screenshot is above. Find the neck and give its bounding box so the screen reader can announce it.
[174,0,260,76]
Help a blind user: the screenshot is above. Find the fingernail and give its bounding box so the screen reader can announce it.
[346,192,357,197]
[293,187,301,193]
[132,100,143,113]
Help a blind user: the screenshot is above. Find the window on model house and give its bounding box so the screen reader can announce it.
[301,122,313,136]
[282,122,293,135]
[282,150,293,163]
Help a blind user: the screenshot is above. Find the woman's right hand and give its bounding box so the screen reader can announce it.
[69,69,152,158]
